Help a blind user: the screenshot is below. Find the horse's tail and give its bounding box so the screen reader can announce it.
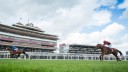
[118,50,123,56]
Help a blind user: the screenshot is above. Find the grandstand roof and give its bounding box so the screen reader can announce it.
[12,22,44,32]
[0,23,58,40]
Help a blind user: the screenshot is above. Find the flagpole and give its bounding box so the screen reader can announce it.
[19,18,22,23]
[28,19,29,24]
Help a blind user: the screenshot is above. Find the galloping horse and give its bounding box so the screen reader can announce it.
[6,47,28,59]
[96,44,122,62]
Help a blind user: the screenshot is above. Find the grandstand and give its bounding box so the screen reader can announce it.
[0,22,58,52]
[0,22,127,60]
[126,51,128,56]
[59,44,101,54]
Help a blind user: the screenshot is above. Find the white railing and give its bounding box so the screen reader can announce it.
[0,51,128,60]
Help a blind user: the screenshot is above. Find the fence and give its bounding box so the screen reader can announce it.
[0,51,128,60]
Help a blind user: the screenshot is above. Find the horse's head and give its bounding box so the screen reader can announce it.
[96,44,103,49]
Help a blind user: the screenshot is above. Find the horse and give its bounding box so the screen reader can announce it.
[6,47,28,59]
[96,44,123,62]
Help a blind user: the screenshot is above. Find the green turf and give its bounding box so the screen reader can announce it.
[0,59,128,72]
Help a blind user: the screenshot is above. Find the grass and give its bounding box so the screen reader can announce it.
[0,59,128,72]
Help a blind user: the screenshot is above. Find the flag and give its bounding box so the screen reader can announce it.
[59,43,66,47]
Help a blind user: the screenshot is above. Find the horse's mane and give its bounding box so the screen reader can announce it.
[97,44,104,49]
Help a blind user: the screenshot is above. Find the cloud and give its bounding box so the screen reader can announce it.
[114,34,128,54]
[0,0,127,55]
[118,0,128,19]
[0,0,79,24]
[37,0,101,35]
[0,0,112,32]
[60,23,127,54]
[99,0,117,6]
[61,31,101,45]
[36,0,113,36]
[62,23,125,43]
[101,23,125,37]
[118,0,128,8]
[1,0,111,37]
[61,23,125,43]
[91,10,112,26]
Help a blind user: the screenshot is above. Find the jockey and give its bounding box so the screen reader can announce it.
[103,40,111,48]
[12,46,18,52]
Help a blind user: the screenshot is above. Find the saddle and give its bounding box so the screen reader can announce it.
[106,47,113,53]
[13,50,19,54]
[108,48,111,52]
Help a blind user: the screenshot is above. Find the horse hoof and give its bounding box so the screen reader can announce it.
[117,60,121,62]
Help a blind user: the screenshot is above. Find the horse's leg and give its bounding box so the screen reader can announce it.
[99,55,102,61]
[11,54,17,59]
[22,51,28,59]
[99,54,104,61]
[16,54,20,58]
[14,55,18,58]
[10,54,13,58]
[101,54,104,61]
[25,53,28,59]
[112,53,120,62]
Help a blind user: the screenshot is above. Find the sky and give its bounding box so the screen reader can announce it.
[0,0,128,55]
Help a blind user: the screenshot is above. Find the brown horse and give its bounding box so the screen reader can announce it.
[96,44,123,62]
[6,47,28,59]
